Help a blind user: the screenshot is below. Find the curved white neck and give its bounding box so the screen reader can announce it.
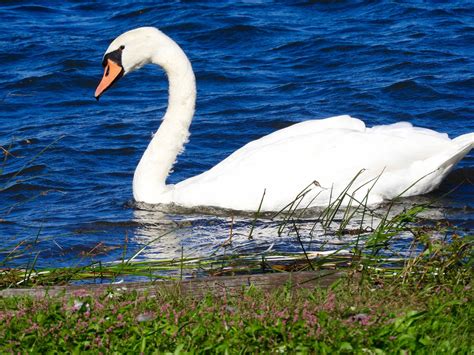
[133,35,196,203]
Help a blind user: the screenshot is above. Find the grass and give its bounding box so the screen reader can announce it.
[0,266,472,352]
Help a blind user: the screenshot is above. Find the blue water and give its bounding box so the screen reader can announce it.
[1,1,473,270]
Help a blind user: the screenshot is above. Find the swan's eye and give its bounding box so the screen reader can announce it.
[120,45,125,50]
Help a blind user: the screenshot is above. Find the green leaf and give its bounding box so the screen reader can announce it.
[339,342,353,352]
[174,344,184,354]
[419,336,432,346]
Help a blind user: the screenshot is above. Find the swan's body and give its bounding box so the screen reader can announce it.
[96,27,474,211]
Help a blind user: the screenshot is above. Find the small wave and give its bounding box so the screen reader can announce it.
[97,122,130,130]
[111,6,156,20]
[71,3,105,11]
[423,108,459,121]
[61,59,89,70]
[198,71,247,83]
[382,79,443,99]
[1,164,47,180]
[364,44,416,58]
[193,24,270,44]
[446,78,474,91]
[378,61,416,73]
[5,73,68,91]
[320,43,366,53]
[8,5,59,13]
[427,8,455,17]
[1,182,52,194]
[84,147,137,156]
[0,52,24,64]
[270,38,326,53]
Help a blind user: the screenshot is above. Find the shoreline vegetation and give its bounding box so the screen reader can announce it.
[0,262,472,352]
[1,143,473,352]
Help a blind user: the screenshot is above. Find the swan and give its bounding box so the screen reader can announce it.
[95,27,473,211]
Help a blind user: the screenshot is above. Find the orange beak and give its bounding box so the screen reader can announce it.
[95,59,124,100]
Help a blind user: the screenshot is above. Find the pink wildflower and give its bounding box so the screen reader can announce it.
[349,313,371,326]
[302,309,318,327]
[322,291,336,311]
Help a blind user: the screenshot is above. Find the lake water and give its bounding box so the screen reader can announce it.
[1,1,473,271]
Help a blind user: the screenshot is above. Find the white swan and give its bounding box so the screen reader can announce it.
[95,27,473,211]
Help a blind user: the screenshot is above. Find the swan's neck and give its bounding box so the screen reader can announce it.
[133,36,196,203]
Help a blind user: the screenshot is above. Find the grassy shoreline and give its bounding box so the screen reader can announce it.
[1,266,472,353]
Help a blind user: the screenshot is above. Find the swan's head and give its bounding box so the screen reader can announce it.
[95,27,163,100]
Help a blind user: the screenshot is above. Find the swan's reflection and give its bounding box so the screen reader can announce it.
[132,206,241,261]
[129,191,467,264]
[132,207,267,262]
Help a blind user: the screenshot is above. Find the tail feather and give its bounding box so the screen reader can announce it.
[410,137,473,196]
[453,132,474,150]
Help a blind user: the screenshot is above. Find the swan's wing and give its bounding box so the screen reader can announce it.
[201,115,366,172]
[172,116,461,210]
[243,115,365,149]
